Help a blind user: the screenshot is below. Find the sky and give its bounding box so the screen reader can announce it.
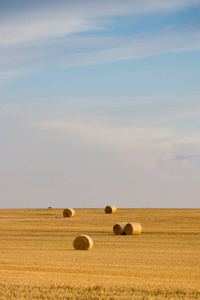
[0,0,200,208]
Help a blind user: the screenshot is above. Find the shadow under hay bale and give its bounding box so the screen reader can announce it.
[113,222,127,235]
[73,235,93,250]
[105,205,117,214]
[63,208,75,218]
[125,223,142,235]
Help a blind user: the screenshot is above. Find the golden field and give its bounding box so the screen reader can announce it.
[0,208,199,299]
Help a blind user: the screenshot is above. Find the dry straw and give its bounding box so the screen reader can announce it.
[113,222,127,235]
[48,207,54,209]
[125,223,142,235]
[73,235,93,250]
[105,205,117,214]
[63,208,75,217]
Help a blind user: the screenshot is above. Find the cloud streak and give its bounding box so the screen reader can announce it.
[1,24,200,78]
[56,27,200,66]
[1,95,200,125]
[1,0,199,46]
[173,154,200,161]
[0,0,200,79]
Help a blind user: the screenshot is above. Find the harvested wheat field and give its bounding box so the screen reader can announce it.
[0,208,199,299]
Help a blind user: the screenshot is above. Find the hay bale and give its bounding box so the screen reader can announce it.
[125,223,142,235]
[48,207,54,209]
[63,208,75,218]
[113,222,127,235]
[73,235,93,250]
[105,205,117,214]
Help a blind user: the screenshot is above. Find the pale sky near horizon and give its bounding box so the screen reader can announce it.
[0,0,200,208]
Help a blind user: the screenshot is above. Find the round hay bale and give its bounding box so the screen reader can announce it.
[105,205,117,214]
[113,222,127,235]
[48,207,54,209]
[125,223,142,235]
[63,208,75,218]
[73,235,93,250]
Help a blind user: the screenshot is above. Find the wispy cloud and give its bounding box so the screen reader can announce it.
[1,24,200,78]
[32,119,173,167]
[0,0,199,79]
[1,95,200,123]
[52,26,200,67]
[1,0,199,46]
[33,112,200,152]
[0,69,25,80]
[173,154,200,161]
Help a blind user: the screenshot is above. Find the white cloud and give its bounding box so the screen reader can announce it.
[1,100,200,208]
[0,0,199,77]
[0,0,199,46]
[1,95,200,125]
[1,25,200,75]
[0,69,25,80]
[56,27,200,66]
[34,114,200,161]
[173,154,200,161]
[0,17,96,47]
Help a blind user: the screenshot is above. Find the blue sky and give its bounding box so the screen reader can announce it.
[0,0,200,208]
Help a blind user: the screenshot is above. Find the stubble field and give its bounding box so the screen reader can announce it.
[0,208,199,299]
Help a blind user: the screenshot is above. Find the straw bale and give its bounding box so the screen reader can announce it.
[125,223,142,235]
[48,207,54,209]
[63,208,75,217]
[113,222,127,235]
[105,205,117,214]
[73,235,93,250]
